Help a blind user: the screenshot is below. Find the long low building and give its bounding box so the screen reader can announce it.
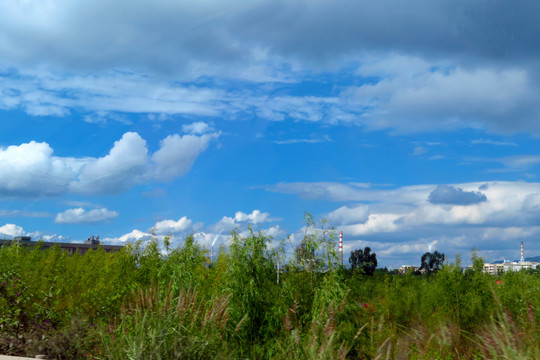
[0,236,123,255]
[481,261,540,275]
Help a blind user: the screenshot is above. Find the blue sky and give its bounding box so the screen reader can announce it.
[1,0,540,267]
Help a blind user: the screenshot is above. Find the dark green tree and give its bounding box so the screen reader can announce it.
[420,251,445,275]
[349,247,377,275]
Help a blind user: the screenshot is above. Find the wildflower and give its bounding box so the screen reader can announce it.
[363,303,368,309]
[496,280,502,285]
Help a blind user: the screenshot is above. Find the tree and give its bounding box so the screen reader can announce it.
[420,251,445,275]
[349,247,377,275]
[294,239,315,267]
[294,212,338,272]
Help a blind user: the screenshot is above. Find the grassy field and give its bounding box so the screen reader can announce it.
[1,229,539,359]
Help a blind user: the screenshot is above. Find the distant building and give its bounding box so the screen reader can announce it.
[398,265,419,274]
[0,236,123,255]
[475,242,540,275]
[480,261,539,275]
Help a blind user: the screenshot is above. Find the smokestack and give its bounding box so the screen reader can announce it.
[339,231,343,266]
[521,241,524,263]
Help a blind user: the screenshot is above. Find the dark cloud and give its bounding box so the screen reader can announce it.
[1,1,539,74]
[428,185,487,205]
[1,1,540,134]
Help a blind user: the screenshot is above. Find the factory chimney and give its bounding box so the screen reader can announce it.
[339,231,343,266]
[520,241,524,264]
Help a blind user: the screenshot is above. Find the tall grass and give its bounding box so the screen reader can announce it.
[101,284,245,359]
[1,229,540,359]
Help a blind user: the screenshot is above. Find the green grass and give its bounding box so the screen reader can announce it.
[1,230,539,359]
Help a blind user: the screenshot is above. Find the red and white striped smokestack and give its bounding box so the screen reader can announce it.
[521,241,524,263]
[339,231,343,265]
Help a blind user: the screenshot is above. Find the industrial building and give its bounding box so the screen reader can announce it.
[479,242,540,275]
[0,235,123,255]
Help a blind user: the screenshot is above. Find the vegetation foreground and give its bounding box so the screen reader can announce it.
[1,222,539,359]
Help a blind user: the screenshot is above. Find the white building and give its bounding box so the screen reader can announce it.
[482,261,539,275]
[398,265,419,274]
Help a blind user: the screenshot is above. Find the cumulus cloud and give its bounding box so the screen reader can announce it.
[153,216,192,235]
[70,132,149,194]
[326,205,370,226]
[428,185,487,205]
[0,131,218,197]
[0,224,26,237]
[211,210,273,233]
[0,141,75,197]
[54,207,119,224]
[278,181,540,267]
[151,133,219,181]
[103,229,154,245]
[234,210,271,224]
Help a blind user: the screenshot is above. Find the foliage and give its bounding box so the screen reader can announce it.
[102,285,242,360]
[420,250,445,275]
[2,222,540,359]
[349,247,378,275]
[223,228,278,355]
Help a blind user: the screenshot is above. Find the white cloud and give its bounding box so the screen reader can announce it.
[326,205,369,225]
[102,229,153,245]
[0,224,26,237]
[211,210,273,233]
[342,213,403,236]
[348,59,538,133]
[153,216,193,235]
[234,210,271,224]
[70,132,149,194]
[151,133,219,181]
[0,141,75,197]
[465,154,540,173]
[0,131,218,197]
[182,122,213,135]
[0,70,224,118]
[498,155,540,171]
[0,2,538,135]
[277,181,540,266]
[54,207,119,224]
